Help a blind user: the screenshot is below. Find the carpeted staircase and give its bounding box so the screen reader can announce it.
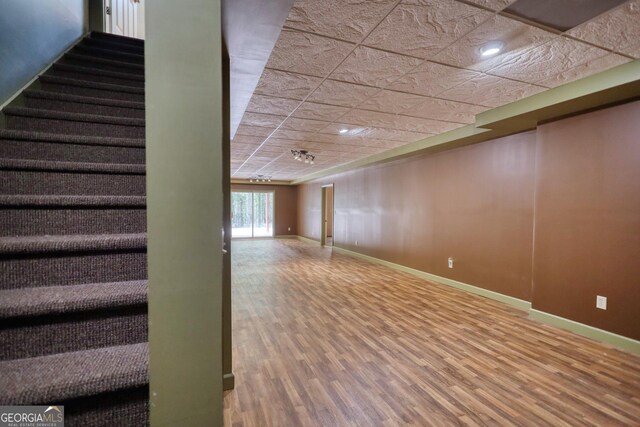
[0,32,149,425]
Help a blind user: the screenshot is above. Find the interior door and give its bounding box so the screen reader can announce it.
[106,0,140,38]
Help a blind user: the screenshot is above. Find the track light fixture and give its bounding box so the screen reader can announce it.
[291,149,315,165]
[249,174,272,183]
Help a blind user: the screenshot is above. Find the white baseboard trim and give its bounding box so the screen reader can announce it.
[292,236,639,354]
[529,309,640,354]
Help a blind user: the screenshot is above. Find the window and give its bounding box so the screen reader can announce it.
[231,191,274,238]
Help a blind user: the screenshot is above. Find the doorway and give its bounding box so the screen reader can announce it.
[105,0,145,39]
[321,185,334,247]
[231,191,275,238]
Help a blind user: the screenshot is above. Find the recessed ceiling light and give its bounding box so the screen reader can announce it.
[339,129,348,134]
[480,41,504,57]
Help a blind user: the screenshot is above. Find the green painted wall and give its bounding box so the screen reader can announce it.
[146,1,224,425]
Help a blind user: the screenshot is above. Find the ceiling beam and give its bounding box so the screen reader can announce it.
[222,0,294,139]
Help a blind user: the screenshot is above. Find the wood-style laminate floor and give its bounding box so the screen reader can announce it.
[224,239,640,426]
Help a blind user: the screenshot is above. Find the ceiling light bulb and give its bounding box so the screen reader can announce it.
[480,41,504,57]
[310,160,314,164]
[339,129,348,134]
[305,159,309,163]
[249,179,253,182]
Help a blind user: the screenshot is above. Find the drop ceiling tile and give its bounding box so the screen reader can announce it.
[321,123,431,142]
[329,46,422,88]
[567,0,640,56]
[270,129,327,143]
[254,69,322,100]
[284,0,398,43]
[339,109,462,134]
[537,53,631,87]
[280,117,331,132]
[292,102,350,121]
[457,0,516,10]
[363,1,492,59]
[388,61,480,97]
[239,112,287,128]
[359,90,427,114]
[266,30,355,77]
[267,138,301,148]
[235,125,276,137]
[410,97,488,123]
[245,95,301,116]
[232,135,265,145]
[431,14,556,72]
[307,80,380,107]
[487,36,610,84]
[439,74,545,107]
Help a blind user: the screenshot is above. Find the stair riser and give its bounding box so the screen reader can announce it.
[72,46,144,65]
[0,140,145,163]
[49,69,145,88]
[0,307,147,360]
[24,96,145,119]
[0,251,147,290]
[6,115,144,138]
[90,32,145,48]
[82,39,145,55]
[1,209,146,236]
[0,171,145,196]
[64,386,148,427]
[40,81,144,102]
[61,56,144,75]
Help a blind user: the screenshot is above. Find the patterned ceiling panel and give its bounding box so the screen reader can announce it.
[232,0,637,179]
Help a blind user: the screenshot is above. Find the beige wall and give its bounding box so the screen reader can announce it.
[297,101,640,340]
[232,184,298,236]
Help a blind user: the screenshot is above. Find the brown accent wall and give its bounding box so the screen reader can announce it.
[296,100,640,340]
[533,101,640,340]
[298,132,537,301]
[232,184,298,236]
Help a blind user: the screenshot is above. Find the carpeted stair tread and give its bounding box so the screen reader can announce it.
[24,90,145,109]
[0,343,148,405]
[3,107,145,127]
[63,52,144,73]
[82,37,145,55]
[0,129,144,148]
[90,31,145,47]
[0,233,147,255]
[0,158,145,174]
[51,62,145,83]
[73,45,144,64]
[0,280,147,318]
[0,195,146,207]
[39,75,145,95]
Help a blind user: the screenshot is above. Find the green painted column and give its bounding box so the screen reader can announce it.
[222,39,234,391]
[146,1,224,425]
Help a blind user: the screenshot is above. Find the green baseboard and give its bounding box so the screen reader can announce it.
[529,309,640,354]
[291,237,639,354]
[296,235,321,245]
[331,245,531,311]
[223,372,235,391]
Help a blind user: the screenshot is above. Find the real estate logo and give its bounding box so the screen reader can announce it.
[0,406,64,427]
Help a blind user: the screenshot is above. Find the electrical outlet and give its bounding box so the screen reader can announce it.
[448,257,454,269]
[596,295,607,310]
[288,227,291,231]
[355,240,358,246]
